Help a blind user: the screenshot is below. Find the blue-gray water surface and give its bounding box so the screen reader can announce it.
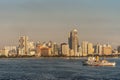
[0,58,120,80]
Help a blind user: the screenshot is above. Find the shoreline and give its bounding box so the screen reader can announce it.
[0,55,119,59]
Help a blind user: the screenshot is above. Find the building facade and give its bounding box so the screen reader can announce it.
[102,44,112,55]
[82,41,88,56]
[18,36,29,56]
[95,43,103,55]
[87,43,94,55]
[61,43,69,56]
[68,29,79,56]
[3,46,17,57]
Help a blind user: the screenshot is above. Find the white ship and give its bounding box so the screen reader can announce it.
[83,56,116,66]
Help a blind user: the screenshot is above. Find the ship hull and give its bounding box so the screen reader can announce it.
[83,60,116,66]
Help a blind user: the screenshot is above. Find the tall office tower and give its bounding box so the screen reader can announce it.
[61,43,69,56]
[95,43,103,55]
[81,41,88,56]
[68,29,79,56]
[18,36,29,56]
[87,43,94,55]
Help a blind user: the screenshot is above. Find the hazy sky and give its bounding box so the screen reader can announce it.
[0,0,120,48]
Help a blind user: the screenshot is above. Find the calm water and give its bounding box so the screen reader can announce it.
[0,58,120,80]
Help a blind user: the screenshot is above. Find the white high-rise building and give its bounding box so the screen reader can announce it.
[82,41,88,56]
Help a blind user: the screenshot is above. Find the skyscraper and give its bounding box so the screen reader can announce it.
[18,36,29,56]
[87,43,94,55]
[82,41,88,56]
[95,43,103,55]
[68,29,79,56]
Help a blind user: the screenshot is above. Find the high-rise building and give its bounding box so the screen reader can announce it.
[53,43,59,56]
[82,41,88,56]
[61,43,69,56]
[28,42,36,56]
[18,36,29,56]
[68,29,79,56]
[87,43,94,55]
[95,43,103,55]
[36,42,42,57]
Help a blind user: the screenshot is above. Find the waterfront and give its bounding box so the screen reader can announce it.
[0,58,120,80]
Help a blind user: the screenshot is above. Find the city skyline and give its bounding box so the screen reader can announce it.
[0,0,120,48]
[0,29,119,58]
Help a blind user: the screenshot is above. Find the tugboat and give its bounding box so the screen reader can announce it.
[83,56,116,66]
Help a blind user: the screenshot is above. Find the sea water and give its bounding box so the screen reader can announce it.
[0,58,119,80]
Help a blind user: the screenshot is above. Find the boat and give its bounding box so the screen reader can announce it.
[82,56,116,66]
